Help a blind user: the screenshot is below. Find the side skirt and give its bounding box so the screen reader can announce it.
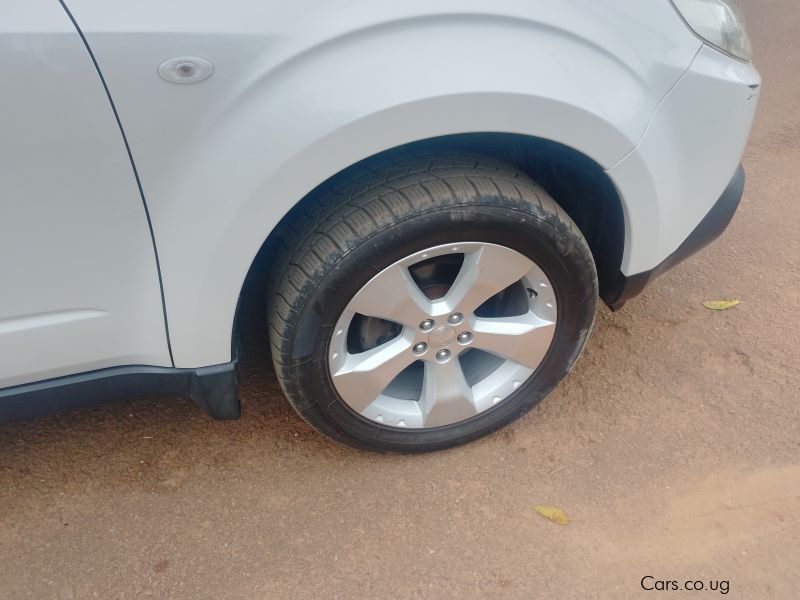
[0,362,239,422]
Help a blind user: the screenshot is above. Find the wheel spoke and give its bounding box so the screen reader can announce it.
[437,244,534,315]
[470,311,556,369]
[348,263,432,327]
[419,359,477,427]
[331,331,416,413]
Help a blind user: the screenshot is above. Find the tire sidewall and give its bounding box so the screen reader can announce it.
[286,204,596,452]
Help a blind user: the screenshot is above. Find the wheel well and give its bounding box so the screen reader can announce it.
[238,133,625,345]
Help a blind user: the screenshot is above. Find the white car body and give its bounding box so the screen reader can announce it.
[0,1,759,416]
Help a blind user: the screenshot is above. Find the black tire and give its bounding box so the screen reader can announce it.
[268,151,597,453]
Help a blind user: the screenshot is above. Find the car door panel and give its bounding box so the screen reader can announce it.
[0,2,171,389]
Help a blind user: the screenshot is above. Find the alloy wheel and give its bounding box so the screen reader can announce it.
[328,242,558,429]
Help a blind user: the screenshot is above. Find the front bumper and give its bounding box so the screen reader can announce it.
[607,45,760,278]
[601,42,759,309]
[604,164,745,310]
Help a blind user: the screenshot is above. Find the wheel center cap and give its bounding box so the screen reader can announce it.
[427,325,456,348]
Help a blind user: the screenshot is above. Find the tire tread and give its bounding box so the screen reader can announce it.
[266,150,595,450]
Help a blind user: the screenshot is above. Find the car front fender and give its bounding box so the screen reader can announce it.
[68,0,700,366]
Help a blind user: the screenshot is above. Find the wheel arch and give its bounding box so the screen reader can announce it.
[239,133,627,356]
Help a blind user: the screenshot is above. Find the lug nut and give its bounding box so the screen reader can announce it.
[457,332,472,344]
[412,342,428,355]
[436,349,451,362]
[420,319,435,331]
[447,313,463,325]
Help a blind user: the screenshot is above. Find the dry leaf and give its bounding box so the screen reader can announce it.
[703,299,741,311]
[533,505,569,525]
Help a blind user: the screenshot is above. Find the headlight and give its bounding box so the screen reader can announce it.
[671,0,753,61]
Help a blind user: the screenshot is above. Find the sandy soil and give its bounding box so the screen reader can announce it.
[1,1,798,598]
